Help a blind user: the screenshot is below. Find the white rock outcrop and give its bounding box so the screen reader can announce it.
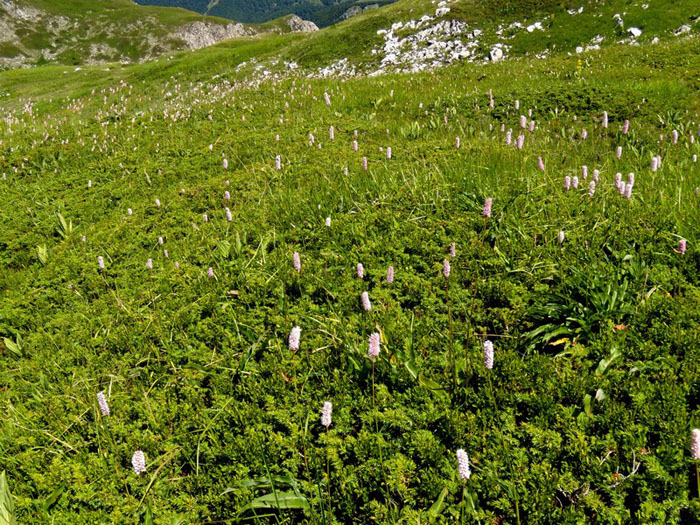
[285,15,319,33]
[175,22,256,50]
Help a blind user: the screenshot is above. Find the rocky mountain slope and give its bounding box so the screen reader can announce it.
[0,0,317,70]
[280,0,700,78]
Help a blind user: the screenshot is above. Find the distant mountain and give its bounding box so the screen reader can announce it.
[132,0,397,27]
[0,0,317,70]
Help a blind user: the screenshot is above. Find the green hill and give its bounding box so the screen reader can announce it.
[0,0,317,70]
[1,0,700,523]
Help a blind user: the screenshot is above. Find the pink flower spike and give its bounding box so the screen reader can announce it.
[483,197,493,218]
[483,340,494,369]
[691,429,700,460]
[456,449,471,480]
[679,239,687,255]
[97,391,110,416]
[387,266,394,284]
[321,401,332,427]
[289,326,301,350]
[361,291,371,311]
[293,252,301,273]
[132,451,146,475]
[368,332,380,359]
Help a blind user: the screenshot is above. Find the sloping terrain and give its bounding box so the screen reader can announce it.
[285,0,700,76]
[133,0,396,27]
[1,0,700,523]
[0,0,317,70]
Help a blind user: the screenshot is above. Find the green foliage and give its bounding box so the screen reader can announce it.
[1,5,700,524]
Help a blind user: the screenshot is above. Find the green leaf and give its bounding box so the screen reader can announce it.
[418,373,446,394]
[583,393,592,417]
[427,486,448,518]
[144,499,154,525]
[232,331,267,382]
[2,338,22,358]
[56,212,73,238]
[0,471,16,525]
[216,240,231,260]
[234,231,242,257]
[42,483,65,512]
[36,244,49,265]
[596,346,621,376]
[404,360,419,380]
[238,491,310,515]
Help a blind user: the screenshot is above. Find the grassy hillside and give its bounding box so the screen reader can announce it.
[0,0,308,70]
[1,0,700,523]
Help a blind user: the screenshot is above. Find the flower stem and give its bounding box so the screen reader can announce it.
[446,278,456,395]
[326,426,331,519]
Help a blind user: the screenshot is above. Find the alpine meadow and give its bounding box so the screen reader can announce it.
[2,0,700,523]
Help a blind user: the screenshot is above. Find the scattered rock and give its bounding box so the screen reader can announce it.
[490,47,503,61]
[341,6,362,20]
[341,4,379,21]
[628,27,642,38]
[175,22,255,50]
[674,24,691,35]
[285,15,319,33]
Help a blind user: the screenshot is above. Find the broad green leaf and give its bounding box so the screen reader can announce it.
[583,394,592,417]
[238,491,310,515]
[2,338,21,358]
[0,471,16,525]
[427,486,448,518]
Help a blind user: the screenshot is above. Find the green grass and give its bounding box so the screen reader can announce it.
[1,2,700,524]
[1,0,304,70]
